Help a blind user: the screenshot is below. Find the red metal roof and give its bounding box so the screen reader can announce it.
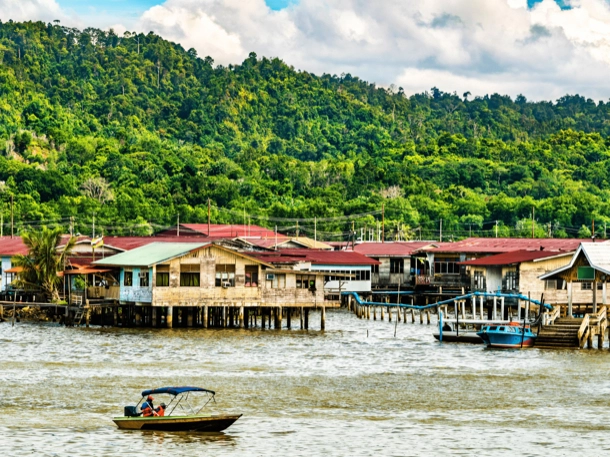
[353,242,434,256]
[102,236,219,251]
[459,250,573,266]
[420,238,581,254]
[0,237,28,256]
[157,224,278,238]
[251,249,379,266]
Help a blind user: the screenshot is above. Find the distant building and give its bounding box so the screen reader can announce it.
[93,242,325,309]
[541,242,610,315]
[0,237,27,292]
[250,249,379,299]
[352,242,435,290]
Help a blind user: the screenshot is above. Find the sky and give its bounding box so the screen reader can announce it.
[1,0,610,101]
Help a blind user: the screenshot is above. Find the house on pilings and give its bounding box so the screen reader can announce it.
[540,242,610,316]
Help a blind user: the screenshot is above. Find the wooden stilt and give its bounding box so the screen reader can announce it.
[381,307,385,321]
[305,308,309,330]
[411,309,415,323]
[166,306,173,328]
[286,308,291,329]
[300,307,304,329]
[321,306,326,331]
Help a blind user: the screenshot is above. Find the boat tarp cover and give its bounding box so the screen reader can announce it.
[141,386,215,396]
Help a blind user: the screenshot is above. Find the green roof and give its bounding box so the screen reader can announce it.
[93,242,209,267]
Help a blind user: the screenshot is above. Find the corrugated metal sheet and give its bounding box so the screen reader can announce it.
[420,237,581,254]
[354,242,435,256]
[0,237,28,256]
[252,249,380,266]
[93,242,209,267]
[459,250,573,266]
[157,224,278,238]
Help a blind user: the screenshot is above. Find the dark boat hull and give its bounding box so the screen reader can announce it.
[113,414,242,432]
[433,331,484,344]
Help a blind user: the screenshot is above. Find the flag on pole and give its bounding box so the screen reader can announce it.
[91,236,104,249]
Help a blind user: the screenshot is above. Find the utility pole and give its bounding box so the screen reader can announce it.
[532,207,535,238]
[10,194,13,239]
[495,220,498,238]
[177,213,180,237]
[296,220,299,237]
[592,219,595,238]
[352,221,355,251]
[275,225,278,250]
[314,217,317,248]
[92,213,95,238]
[381,203,385,243]
[440,219,443,242]
[208,198,211,237]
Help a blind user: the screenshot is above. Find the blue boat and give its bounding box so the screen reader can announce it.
[476,323,537,348]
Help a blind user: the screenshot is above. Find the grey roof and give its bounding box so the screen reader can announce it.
[540,242,610,279]
[93,242,209,267]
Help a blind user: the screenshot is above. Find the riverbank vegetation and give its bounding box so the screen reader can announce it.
[1,21,610,239]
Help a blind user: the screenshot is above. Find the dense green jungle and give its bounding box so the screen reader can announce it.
[1,20,610,240]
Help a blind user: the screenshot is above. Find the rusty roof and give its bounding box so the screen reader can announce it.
[353,242,436,257]
[0,237,28,256]
[157,224,278,238]
[251,249,379,266]
[459,250,573,266]
[419,237,581,254]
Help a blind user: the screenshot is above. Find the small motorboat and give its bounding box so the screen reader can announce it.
[113,386,241,432]
[432,330,484,344]
[477,322,537,348]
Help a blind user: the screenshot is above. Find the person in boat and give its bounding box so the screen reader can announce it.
[141,395,155,417]
[442,322,452,332]
[155,403,167,417]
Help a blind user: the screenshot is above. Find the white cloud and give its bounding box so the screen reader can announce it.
[5,0,610,100]
[0,0,64,23]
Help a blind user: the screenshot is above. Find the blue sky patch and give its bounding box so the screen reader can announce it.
[527,0,572,10]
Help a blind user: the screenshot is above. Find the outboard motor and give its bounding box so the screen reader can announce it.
[124,406,139,417]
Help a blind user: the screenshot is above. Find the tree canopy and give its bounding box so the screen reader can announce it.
[1,21,610,240]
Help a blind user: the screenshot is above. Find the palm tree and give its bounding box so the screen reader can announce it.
[12,227,76,302]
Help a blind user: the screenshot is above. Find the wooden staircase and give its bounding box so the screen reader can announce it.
[536,317,582,348]
[536,307,607,349]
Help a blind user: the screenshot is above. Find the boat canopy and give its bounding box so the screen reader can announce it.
[141,386,215,396]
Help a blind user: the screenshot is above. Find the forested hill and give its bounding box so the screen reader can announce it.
[1,20,610,240]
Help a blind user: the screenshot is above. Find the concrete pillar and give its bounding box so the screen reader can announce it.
[603,281,607,306]
[152,308,157,328]
[113,308,118,326]
[304,308,309,330]
[203,306,208,328]
[501,297,505,320]
[166,306,173,328]
[286,309,291,329]
[480,296,484,320]
[240,306,245,328]
[493,297,497,320]
[223,307,227,328]
[135,307,142,327]
[300,307,304,329]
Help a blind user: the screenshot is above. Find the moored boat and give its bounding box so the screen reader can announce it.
[477,322,537,348]
[113,386,241,432]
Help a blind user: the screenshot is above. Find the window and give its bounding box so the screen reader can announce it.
[124,270,133,287]
[545,280,557,290]
[354,270,371,281]
[371,258,379,274]
[474,271,486,290]
[582,282,592,290]
[215,264,235,287]
[434,258,459,275]
[156,265,169,287]
[390,258,404,274]
[268,273,285,288]
[139,270,149,287]
[180,264,200,287]
[504,271,518,291]
[296,275,316,290]
[245,265,259,287]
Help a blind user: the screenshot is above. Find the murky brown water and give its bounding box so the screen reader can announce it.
[1,309,610,456]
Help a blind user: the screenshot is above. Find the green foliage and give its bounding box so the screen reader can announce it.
[11,226,76,301]
[1,21,610,240]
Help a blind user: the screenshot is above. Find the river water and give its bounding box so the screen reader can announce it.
[1,309,610,456]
